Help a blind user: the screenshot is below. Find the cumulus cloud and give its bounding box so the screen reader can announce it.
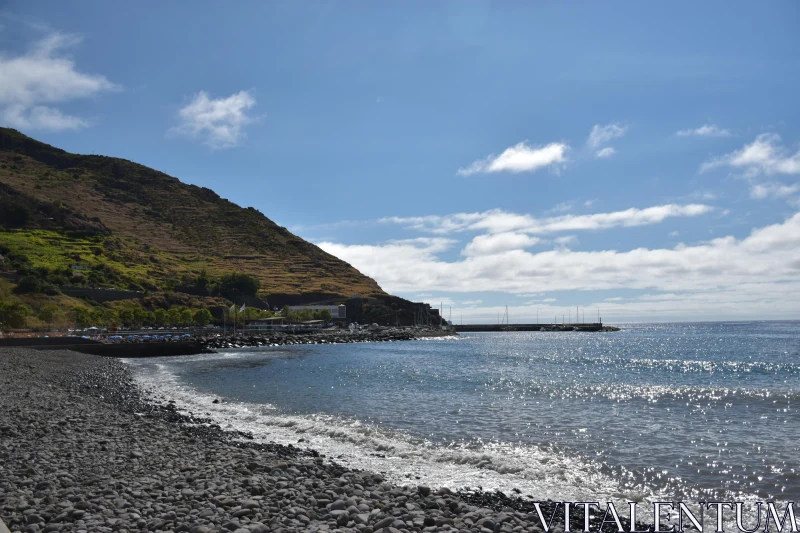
[701,133,800,176]
[457,141,568,176]
[382,204,712,235]
[749,182,800,200]
[676,124,731,137]
[587,123,627,149]
[172,90,256,149]
[318,214,800,302]
[462,232,541,257]
[554,235,577,246]
[0,32,117,131]
[595,147,616,158]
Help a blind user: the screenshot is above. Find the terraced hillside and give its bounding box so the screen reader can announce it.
[0,127,386,302]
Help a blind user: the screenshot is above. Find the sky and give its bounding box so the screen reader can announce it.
[1,1,799,323]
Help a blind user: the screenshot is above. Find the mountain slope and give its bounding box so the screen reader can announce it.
[0,128,386,302]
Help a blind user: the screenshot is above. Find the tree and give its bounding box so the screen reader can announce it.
[314,309,333,323]
[166,308,181,327]
[90,309,104,326]
[0,279,13,299]
[71,306,93,327]
[153,308,167,327]
[195,270,211,294]
[14,275,43,294]
[133,307,150,328]
[102,309,121,329]
[0,298,31,329]
[38,304,62,329]
[218,273,261,298]
[180,309,194,327]
[118,307,135,328]
[193,308,212,327]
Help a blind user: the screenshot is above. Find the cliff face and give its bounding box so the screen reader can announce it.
[0,127,386,301]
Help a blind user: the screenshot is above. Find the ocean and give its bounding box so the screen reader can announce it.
[125,321,800,505]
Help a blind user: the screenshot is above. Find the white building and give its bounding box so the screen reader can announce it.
[288,304,346,319]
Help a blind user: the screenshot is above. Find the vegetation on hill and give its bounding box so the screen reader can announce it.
[0,127,392,330]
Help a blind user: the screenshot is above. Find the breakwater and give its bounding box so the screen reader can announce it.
[453,323,619,332]
[1,328,456,357]
[196,328,453,352]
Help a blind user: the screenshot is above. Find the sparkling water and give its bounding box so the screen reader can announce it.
[126,321,800,504]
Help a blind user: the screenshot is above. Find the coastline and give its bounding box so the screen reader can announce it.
[0,328,457,358]
[1,347,642,533]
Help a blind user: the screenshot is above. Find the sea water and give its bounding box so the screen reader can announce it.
[125,321,800,504]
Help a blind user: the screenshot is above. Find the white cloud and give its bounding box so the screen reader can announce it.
[462,232,540,257]
[2,104,88,130]
[587,123,627,149]
[554,235,577,246]
[749,182,800,200]
[382,204,713,235]
[595,147,616,158]
[0,32,117,131]
[318,214,800,306]
[172,90,256,149]
[457,141,568,176]
[546,201,574,214]
[676,124,731,137]
[701,133,800,176]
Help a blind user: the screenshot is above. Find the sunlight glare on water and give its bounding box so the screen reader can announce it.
[127,321,800,502]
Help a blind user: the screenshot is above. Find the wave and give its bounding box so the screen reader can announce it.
[126,358,664,507]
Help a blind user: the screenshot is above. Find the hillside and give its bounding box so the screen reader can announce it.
[0,127,387,312]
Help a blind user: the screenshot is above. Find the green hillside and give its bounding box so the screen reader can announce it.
[0,127,392,329]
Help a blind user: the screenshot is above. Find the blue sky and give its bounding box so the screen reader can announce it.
[2,2,799,322]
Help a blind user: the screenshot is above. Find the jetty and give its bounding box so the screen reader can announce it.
[453,322,619,332]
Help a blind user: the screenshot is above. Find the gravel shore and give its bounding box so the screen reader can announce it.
[0,347,629,533]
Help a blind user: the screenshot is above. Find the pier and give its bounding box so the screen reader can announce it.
[452,322,617,332]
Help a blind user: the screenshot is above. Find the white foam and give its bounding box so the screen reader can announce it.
[125,356,666,510]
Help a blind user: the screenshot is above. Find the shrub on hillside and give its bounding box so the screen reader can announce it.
[218,273,260,298]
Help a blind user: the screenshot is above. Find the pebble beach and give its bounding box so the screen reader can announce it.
[0,347,621,533]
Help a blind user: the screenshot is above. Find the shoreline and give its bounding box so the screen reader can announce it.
[1,347,645,533]
[0,329,457,358]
